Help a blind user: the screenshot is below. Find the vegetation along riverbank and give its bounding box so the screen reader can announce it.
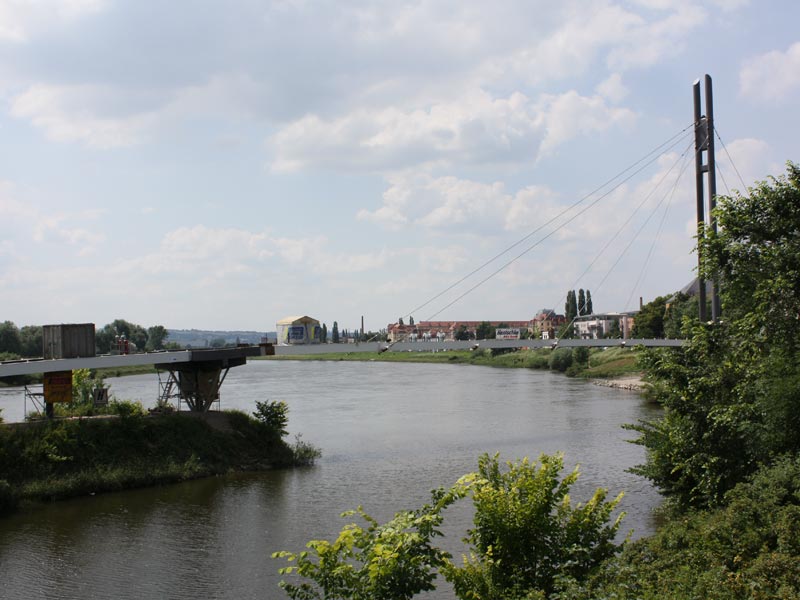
[260,345,643,380]
[0,400,320,516]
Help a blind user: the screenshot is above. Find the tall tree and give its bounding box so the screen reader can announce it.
[0,321,22,355]
[332,321,340,343]
[578,289,586,316]
[632,163,800,509]
[565,290,578,322]
[409,316,415,326]
[146,325,168,351]
[19,325,42,357]
[631,296,667,338]
[398,317,404,326]
[321,323,328,343]
[585,290,593,315]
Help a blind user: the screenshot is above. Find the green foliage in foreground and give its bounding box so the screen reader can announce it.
[0,410,318,513]
[565,456,800,599]
[275,453,624,600]
[630,163,800,511]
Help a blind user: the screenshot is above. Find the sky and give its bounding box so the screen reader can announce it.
[1,0,798,333]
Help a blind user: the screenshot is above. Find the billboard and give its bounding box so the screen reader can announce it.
[495,328,521,340]
[44,371,73,403]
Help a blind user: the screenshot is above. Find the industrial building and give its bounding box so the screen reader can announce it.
[276,316,322,345]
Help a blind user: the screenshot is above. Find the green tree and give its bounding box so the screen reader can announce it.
[332,321,340,343]
[322,323,328,343]
[146,325,169,351]
[606,319,621,339]
[0,321,22,355]
[96,319,148,353]
[253,400,289,436]
[409,316,415,326]
[631,295,667,338]
[19,325,42,357]
[631,163,800,510]
[475,321,494,340]
[585,289,593,315]
[454,325,472,341]
[663,293,697,339]
[578,289,586,316]
[565,290,578,322]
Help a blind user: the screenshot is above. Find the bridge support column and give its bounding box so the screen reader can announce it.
[693,74,721,322]
[157,353,247,412]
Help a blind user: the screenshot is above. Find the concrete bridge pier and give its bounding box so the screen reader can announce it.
[156,347,263,413]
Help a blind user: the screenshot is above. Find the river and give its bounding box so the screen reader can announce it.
[0,359,661,599]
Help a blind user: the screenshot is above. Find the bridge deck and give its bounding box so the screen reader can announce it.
[0,339,683,378]
[0,347,262,378]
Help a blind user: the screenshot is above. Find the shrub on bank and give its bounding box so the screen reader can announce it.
[0,410,317,509]
[549,348,573,372]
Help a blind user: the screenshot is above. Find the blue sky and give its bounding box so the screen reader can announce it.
[1,0,798,332]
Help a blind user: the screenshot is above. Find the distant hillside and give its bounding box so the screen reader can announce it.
[167,329,276,348]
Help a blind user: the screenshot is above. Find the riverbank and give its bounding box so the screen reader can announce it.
[259,346,644,382]
[0,410,318,516]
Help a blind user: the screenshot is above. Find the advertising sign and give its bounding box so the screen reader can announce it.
[44,371,73,403]
[495,328,521,340]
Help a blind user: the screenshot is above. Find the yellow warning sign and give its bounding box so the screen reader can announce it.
[44,371,73,404]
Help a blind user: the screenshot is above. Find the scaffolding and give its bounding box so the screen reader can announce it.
[24,385,45,418]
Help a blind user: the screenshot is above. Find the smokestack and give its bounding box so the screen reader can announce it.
[639,297,643,310]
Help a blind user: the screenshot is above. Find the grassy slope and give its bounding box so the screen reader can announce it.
[0,411,297,513]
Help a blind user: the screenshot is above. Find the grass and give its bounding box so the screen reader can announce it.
[0,409,318,515]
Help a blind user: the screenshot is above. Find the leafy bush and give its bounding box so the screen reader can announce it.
[572,346,590,365]
[445,454,624,599]
[291,434,321,466]
[253,400,289,437]
[578,456,800,599]
[275,489,459,600]
[275,454,625,600]
[109,400,145,418]
[548,348,573,372]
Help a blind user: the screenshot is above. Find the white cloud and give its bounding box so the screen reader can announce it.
[740,42,800,104]
[271,89,635,173]
[0,181,106,255]
[713,137,779,193]
[596,73,628,103]
[9,84,155,148]
[0,0,105,42]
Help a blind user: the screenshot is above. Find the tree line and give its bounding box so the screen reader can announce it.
[0,319,171,358]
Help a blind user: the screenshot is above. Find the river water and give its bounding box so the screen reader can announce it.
[0,359,661,599]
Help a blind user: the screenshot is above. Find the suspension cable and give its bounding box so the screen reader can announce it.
[402,124,695,321]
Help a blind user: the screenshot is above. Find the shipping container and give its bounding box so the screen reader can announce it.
[43,323,96,359]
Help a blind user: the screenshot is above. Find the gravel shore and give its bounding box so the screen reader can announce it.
[591,375,645,391]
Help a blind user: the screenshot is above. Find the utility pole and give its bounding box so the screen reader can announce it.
[693,74,721,322]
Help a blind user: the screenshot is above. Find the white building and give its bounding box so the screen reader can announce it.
[573,312,636,339]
